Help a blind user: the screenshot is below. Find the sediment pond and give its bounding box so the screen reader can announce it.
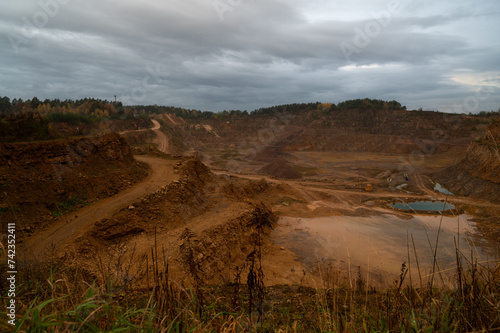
[391,200,455,212]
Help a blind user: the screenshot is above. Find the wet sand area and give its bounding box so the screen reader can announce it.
[273,213,492,287]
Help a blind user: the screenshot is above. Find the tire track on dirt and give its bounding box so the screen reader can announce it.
[414,174,435,197]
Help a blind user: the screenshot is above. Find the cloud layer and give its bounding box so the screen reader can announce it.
[1,0,499,112]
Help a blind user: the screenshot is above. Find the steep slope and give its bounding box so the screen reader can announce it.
[45,157,307,286]
[436,120,500,200]
[176,109,485,155]
[0,133,148,234]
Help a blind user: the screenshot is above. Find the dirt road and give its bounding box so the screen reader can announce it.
[118,119,160,135]
[150,119,169,153]
[213,170,419,199]
[23,155,179,260]
[119,119,169,153]
[213,170,500,213]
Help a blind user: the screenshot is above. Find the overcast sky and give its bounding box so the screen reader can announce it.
[1,0,499,112]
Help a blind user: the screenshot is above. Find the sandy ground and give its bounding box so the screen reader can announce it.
[273,214,493,288]
[209,149,499,286]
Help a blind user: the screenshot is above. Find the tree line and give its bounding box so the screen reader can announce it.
[331,98,406,111]
[0,96,128,119]
[0,96,414,120]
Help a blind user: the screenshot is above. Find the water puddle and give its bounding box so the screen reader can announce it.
[391,201,455,212]
[434,183,454,195]
[273,214,491,286]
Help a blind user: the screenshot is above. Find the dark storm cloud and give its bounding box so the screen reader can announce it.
[1,0,498,112]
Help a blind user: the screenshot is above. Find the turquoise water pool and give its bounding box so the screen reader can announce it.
[434,183,454,195]
[391,201,455,212]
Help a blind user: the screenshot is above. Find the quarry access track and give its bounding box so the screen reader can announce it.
[23,155,180,260]
[213,171,423,200]
[120,119,170,153]
[213,171,500,212]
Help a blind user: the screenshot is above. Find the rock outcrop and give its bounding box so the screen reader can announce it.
[0,132,134,168]
[0,133,147,232]
[182,109,485,155]
[436,121,500,200]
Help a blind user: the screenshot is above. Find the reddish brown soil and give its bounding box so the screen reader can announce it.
[23,155,180,259]
[259,158,303,179]
[0,133,148,235]
[7,112,500,290]
[24,155,308,287]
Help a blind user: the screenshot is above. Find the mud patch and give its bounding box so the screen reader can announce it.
[273,214,491,287]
